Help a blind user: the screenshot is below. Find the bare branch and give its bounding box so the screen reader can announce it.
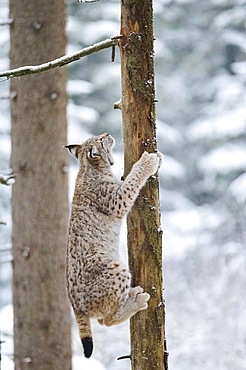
[0,36,121,80]
[0,173,17,185]
[78,0,100,2]
[0,18,13,26]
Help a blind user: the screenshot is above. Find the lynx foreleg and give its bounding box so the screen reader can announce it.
[110,152,162,218]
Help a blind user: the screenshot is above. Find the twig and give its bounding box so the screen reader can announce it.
[0,18,13,26]
[0,173,17,185]
[78,0,100,2]
[0,36,121,80]
[117,354,131,360]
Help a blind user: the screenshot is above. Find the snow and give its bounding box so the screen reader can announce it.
[0,304,107,370]
[232,61,246,75]
[199,144,246,174]
[227,172,246,204]
[91,63,120,89]
[72,355,106,370]
[0,304,14,369]
[163,206,225,258]
[188,108,246,141]
[67,101,100,127]
[159,155,185,179]
[67,19,119,45]
[157,119,184,148]
[0,303,13,335]
[1,1,246,370]
[67,79,94,96]
[214,8,246,31]
[160,190,194,211]
[222,29,246,52]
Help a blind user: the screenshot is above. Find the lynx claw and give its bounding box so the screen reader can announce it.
[157,151,163,170]
[129,286,144,298]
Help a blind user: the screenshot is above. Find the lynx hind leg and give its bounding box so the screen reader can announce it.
[102,286,150,327]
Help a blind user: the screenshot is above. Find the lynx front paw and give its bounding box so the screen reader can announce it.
[136,292,150,310]
[129,286,150,311]
[140,151,162,176]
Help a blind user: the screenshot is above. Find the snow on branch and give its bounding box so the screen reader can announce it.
[0,36,121,80]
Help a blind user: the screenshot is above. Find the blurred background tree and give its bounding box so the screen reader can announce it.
[9,0,71,369]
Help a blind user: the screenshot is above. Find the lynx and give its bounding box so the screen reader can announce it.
[65,132,162,358]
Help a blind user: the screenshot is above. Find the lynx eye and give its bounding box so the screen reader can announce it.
[88,148,100,160]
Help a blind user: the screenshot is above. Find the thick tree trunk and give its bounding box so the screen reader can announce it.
[120,1,168,370]
[10,1,72,369]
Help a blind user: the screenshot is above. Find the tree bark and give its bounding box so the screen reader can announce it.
[120,1,168,370]
[10,1,72,369]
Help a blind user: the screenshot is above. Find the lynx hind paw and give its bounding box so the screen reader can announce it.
[141,151,162,175]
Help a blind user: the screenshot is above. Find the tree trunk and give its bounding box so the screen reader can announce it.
[10,1,72,369]
[120,1,168,370]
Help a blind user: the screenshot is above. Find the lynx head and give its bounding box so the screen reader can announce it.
[65,133,115,167]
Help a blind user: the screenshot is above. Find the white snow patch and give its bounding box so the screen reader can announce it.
[188,108,246,141]
[0,304,14,368]
[163,207,225,258]
[157,119,184,147]
[67,101,100,126]
[159,155,185,179]
[73,21,119,45]
[72,355,106,370]
[214,8,246,31]
[0,304,107,370]
[1,355,14,370]
[227,172,246,204]
[166,208,223,233]
[160,189,194,210]
[223,30,246,52]
[199,144,246,174]
[91,63,120,88]
[232,61,246,75]
[0,303,13,335]
[67,124,91,146]
[67,79,94,96]
[0,135,11,158]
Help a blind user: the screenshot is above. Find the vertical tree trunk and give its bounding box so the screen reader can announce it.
[10,1,72,369]
[120,1,168,370]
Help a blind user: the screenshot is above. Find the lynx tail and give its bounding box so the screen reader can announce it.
[75,312,93,358]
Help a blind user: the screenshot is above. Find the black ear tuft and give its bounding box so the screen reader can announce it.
[64,144,79,158]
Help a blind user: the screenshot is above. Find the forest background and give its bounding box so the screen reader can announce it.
[0,0,246,369]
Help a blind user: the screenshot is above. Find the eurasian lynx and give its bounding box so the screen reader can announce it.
[65,133,162,358]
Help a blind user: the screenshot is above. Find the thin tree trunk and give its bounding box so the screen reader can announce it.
[10,1,71,369]
[120,1,168,369]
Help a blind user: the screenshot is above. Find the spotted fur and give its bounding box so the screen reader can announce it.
[65,133,162,358]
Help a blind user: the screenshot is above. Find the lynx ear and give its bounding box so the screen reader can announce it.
[64,144,80,158]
